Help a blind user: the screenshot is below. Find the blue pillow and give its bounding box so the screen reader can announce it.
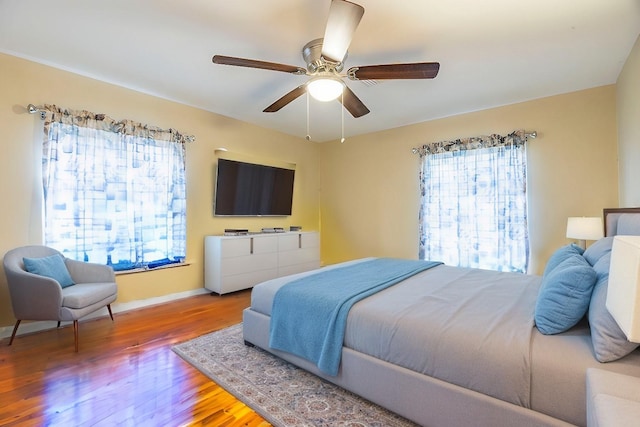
[535,254,597,335]
[583,237,614,267]
[23,254,75,288]
[592,252,611,279]
[543,244,584,278]
[588,273,640,362]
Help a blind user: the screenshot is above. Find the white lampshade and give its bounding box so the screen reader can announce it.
[307,77,344,102]
[566,217,604,241]
[606,235,640,343]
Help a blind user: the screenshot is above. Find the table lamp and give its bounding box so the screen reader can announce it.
[566,217,604,250]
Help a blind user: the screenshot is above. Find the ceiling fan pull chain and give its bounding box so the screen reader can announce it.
[341,91,345,143]
[305,91,311,141]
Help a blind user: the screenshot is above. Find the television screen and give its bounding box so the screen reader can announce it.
[214,158,295,216]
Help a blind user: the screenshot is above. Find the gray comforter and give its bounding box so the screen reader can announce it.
[344,264,541,407]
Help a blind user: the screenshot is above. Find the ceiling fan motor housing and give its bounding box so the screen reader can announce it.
[303,38,345,73]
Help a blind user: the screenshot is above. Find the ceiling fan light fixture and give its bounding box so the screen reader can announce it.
[307,76,344,102]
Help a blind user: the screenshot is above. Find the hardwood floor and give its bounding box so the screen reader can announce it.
[0,290,271,426]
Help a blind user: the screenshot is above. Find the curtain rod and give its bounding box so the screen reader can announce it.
[27,104,196,143]
[411,130,537,155]
[27,104,46,119]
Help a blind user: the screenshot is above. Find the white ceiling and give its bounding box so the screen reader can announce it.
[1,0,639,142]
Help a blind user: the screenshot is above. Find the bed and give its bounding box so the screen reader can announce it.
[242,208,640,427]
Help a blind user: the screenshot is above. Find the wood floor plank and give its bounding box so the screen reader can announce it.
[0,290,270,426]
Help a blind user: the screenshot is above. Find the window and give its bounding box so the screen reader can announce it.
[416,131,529,273]
[40,105,192,271]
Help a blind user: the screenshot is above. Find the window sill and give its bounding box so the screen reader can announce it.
[114,261,191,276]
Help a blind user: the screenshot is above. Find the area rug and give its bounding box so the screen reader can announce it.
[172,324,417,427]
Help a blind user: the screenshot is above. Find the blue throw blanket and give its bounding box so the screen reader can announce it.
[268,258,442,376]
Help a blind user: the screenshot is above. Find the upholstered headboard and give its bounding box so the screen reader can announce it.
[603,208,640,237]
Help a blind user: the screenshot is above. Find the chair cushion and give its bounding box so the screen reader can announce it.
[23,254,75,288]
[62,282,117,309]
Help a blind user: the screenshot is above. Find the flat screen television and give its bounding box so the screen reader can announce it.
[214,158,295,216]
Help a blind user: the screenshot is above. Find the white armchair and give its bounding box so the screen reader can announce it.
[3,245,118,351]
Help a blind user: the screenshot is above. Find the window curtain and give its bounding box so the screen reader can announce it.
[40,104,191,270]
[416,130,529,273]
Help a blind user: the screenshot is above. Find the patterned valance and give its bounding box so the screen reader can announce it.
[412,129,526,158]
[41,104,195,144]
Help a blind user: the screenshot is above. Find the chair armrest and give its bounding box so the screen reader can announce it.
[65,259,116,283]
[4,269,63,320]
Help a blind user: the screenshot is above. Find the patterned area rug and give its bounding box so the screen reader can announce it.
[172,324,417,427]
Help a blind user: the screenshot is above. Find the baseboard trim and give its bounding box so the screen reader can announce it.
[0,287,210,339]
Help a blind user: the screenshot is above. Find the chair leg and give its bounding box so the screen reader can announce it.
[107,304,114,321]
[57,321,61,328]
[8,320,21,346]
[9,319,83,352]
[73,320,79,353]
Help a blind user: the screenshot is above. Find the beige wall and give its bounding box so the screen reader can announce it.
[318,86,619,274]
[0,50,625,330]
[617,34,640,207]
[0,53,320,328]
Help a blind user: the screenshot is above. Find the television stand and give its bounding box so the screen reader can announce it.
[204,231,320,295]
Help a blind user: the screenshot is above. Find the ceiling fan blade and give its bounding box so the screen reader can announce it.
[213,55,307,75]
[321,0,365,63]
[264,85,308,113]
[339,86,370,118]
[347,62,440,80]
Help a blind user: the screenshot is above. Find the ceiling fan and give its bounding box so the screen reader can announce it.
[212,0,440,118]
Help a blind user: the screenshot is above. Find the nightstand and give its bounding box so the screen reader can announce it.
[586,368,640,427]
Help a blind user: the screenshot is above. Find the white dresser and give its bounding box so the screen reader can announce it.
[204,231,320,294]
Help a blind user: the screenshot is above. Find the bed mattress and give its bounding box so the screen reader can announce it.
[247,258,640,426]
